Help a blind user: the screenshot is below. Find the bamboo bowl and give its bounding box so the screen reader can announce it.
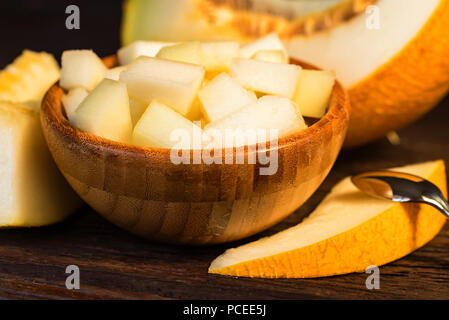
[40,56,350,245]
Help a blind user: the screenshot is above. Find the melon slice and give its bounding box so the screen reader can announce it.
[74,79,133,143]
[0,102,82,227]
[230,58,301,99]
[0,50,59,103]
[119,56,205,116]
[200,41,240,72]
[60,50,106,91]
[204,95,306,148]
[104,66,128,81]
[133,100,203,149]
[118,41,175,65]
[293,70,335,119]
[240,33,287,59]
[156,42,202,65]
[253,50,288,64]
[62,87,88,123]
[209,160,447,278]
[287,0,449,147]
[198,73,256,123]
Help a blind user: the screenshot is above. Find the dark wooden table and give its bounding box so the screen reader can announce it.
[0,1,448,300]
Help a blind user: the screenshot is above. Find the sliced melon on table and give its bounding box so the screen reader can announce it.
[209,160,447,278]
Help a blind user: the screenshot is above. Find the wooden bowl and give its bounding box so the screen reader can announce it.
[40,56,350,245]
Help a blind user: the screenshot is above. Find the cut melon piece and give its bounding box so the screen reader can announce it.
[200,41,240,71]
[204,95,306,148]
[0,102,82,227]
[287,0,449,147]
[74,79,132,143]
[133,100,203,149]
[104,66,128,81]
[62,87,88,123]
[240,33,288,59]
[210,160,447,278]
[60,50,106,91]
[0,50,59,103]
[156,42,202,65]
[120,56,205,116]
[118,40,175,65]
[129,98,148,126]
[253,50,288,64]
[198,73,256,123]
[293,70,335,119]
[230,58,301,98]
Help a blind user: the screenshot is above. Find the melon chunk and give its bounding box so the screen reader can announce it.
[156,42,202,65]
[129,99,148,126]
[62,87,88,123]
[74,79,132,143]
[104,66,128,81]
[118,41,175,65]
[204,95,306,148]
[230,58,301,98]
[209,160,447,278]
[200,41,240,71]
[133,100,203,149]
[198,73,256,123]
[253,50,288,64]
[0,102,82,227]
[293,70,336,118]
[60,50,106,91]
[240,33,288,59]
[119,56,205,116]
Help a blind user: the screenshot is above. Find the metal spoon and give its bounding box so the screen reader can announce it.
[351,170,449,219]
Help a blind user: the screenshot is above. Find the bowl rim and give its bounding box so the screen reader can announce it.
[41,55,350,163]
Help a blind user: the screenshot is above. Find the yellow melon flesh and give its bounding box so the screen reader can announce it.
[287,0,449,147]
[0,102,82,227]
[209,160,447,278]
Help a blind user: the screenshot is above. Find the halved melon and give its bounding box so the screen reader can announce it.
[288,0,449,147]
[209,160,447,278]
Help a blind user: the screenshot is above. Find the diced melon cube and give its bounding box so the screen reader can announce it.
[198,73,256,122]
[104,66,128,81]
[200,41,240,71]
[240,33,288,59]
[133,100,203,149]
[62,87,88,123]
[60,50,106,91]
[129,99,148,126]
[230,58,301,98]
[119,56,205,116]
[205,95,306,148]
[74,79,132,143]
[293,70,336,118]
[118,41,175,65]
[157,42,202,65]
[253,50,288,64]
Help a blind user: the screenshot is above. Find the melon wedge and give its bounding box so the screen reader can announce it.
[209,160,447,278]
[287,0,449,147]
[0,102,82,227]
[0,50,59,103]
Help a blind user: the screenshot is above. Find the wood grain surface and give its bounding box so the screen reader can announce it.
[0,97,447,299]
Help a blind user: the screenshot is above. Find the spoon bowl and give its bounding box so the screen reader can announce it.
[352,170,449,219]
